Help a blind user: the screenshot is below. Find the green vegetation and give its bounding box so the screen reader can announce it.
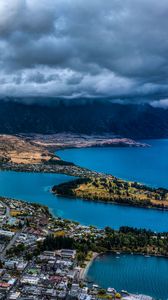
[103,226,168,256]
[53,177,168,209]
[45,158,75,166]
[36,226,168,263]
[42,235,74,250]
[7,244,25,256]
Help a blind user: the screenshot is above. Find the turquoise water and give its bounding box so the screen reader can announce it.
[86,253,168,300]
[57,139,168,188]
[0,171,168,231]
[0,140,168,299]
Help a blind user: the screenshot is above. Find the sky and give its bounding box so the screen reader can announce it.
[0,0,168,107]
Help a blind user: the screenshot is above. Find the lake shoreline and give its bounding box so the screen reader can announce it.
[78,251,168,283]
[52,176,168,212]
[85,252,168,300]
[80,252,100,280]
[80,250,168,299]
[2,152,168,213]
[2,194,168,260]
[53,191,168,212]
[0,164,168,213]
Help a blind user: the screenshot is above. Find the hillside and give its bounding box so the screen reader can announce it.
[0,99,168,138]
[53,177,168,209]
[0,134,56,164]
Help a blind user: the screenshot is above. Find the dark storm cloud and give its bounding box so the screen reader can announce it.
[0,0,168,104]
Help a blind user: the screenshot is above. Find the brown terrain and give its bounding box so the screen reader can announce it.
[0,133,148,165]
[25,133,148,150]
[0,134,59,164]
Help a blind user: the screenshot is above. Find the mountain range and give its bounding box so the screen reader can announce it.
[0,99,168,139]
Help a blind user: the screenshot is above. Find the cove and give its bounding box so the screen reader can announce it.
[57,139,168,188]
[0,171,168,232]
[86,253,168,300]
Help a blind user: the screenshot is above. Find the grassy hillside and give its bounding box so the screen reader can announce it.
[53,177,168,209]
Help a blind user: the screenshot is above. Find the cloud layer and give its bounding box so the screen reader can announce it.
[0,0,168,103]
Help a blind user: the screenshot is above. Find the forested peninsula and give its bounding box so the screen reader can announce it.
[52,177,168,210]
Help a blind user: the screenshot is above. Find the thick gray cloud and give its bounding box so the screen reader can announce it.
[151,99,168,109]
[0,0,168,104]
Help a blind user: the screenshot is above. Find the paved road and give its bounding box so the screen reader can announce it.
[0,201,27,261]
[0,200,10,226]
[0,231,21,261]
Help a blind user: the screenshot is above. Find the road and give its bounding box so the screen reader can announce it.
[0,231,21,261]
[0,201,26,261]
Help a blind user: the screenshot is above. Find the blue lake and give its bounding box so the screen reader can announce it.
[0,170,168,232]
[0,139,168,299]
[57,139,168,188]
[86,253,168,300]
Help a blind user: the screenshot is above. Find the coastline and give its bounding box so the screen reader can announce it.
[1,164,168,213]
[80,250,168,284]
[1,194,168,260]
[79,251,168,300]
[0,135,168,214]
[79,252,99,281]
[25,133,149,150]
[1,193,168,282]
[53,191,168,212]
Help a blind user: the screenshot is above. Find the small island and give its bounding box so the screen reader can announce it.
[52,177,168,210]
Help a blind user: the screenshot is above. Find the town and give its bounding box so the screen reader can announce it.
[0,196,160,300]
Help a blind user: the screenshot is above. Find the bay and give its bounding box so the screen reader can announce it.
[57,139,168,188]
[86,253,168,300]
[0,171,168,231]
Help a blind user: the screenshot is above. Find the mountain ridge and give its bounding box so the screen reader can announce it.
[0,99,168,139]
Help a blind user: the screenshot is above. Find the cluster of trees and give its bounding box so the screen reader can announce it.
[0,157,9,164]
[45,158,75,166]
[34,226,168,264]
[53,176,168,209]
[42,235,74,251]
[101,226,168,256]
[41,235,93,264]
[7,226,167,263]
[111,197,152,207]
[52,178,91,196]
[7,244,25,256]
